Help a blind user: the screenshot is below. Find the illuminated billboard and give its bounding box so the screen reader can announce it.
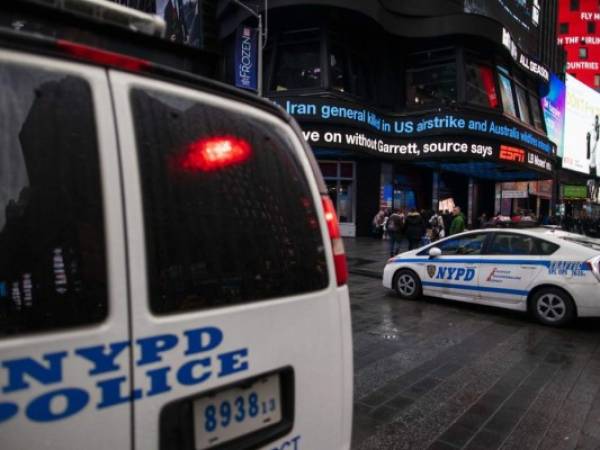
[541,74,566,157]
[563,74,600,174]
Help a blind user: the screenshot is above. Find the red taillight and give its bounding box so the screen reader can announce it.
[322,196,348,286]
[179,136,252,172]
[56,40,150,71]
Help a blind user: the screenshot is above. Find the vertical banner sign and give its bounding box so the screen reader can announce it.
[235,26,258,91]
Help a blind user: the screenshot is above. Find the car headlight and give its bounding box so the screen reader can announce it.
[588,255,600,282]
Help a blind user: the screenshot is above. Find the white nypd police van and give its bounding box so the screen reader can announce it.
[383,227,600,326]
[0,1,353,449]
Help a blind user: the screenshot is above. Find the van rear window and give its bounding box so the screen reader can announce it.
[0,63,107,337]
[130,89,328,315]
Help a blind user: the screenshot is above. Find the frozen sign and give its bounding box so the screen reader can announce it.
[235,26,258,91]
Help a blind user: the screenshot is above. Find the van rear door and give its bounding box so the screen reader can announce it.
[0,49,131,448]
[109,71,350,450]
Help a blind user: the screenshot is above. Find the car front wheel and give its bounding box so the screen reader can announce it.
[531,287,575,326]
[394,269,422,300]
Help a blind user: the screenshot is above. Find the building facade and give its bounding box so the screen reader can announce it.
[219,1,562,236]
[558,0,600,91]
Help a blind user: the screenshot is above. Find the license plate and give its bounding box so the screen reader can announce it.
[193,374,282,449]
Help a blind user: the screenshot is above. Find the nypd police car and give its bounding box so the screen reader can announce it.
[383,228,600,326]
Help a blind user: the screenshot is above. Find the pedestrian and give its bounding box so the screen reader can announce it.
[405,208,425,250]
[386,209,404,256]
[371,208,386,239]
[477,212,487,229]
[442,209,452,236]
[449,206,466,235]
[429,210,445,241]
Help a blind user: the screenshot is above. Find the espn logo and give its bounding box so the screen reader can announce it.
[499,145,525,163]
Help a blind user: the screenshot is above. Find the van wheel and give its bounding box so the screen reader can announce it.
[394,269,422,300]
[531,287,575,326]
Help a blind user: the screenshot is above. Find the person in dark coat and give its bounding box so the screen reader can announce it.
[404,209,425,250]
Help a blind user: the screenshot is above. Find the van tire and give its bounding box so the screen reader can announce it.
[394,269,422,300]
[530,287,575,327]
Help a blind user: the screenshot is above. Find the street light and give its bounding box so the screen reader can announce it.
[231,0,268,96]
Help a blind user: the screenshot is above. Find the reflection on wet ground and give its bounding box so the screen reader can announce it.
[346,238,600,450]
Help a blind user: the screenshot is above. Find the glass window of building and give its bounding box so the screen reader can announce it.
[406,48,457,107]
[588,21,596,34]
[515,83,531,124]
[529,93,544,131]
[570,0,579,11]
[559,23,569,34]
[595,74,600,87]
[497,69,517,117]
[579,47,588,59]
[350,53,374,99]
[465,63,498,108]
[318,161,354,224]
[329,45,351,93]
[272,32,321,91]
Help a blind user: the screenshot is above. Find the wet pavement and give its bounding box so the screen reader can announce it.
[345,238,600,450]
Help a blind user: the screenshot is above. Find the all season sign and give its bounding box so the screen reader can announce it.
[274,97,555,155]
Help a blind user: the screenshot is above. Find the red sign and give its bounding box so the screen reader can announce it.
[499,145,525,163]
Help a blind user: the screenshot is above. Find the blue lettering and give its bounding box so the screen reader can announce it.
[436,267,447,279]
[3,351,67,393]
[446,268,457,280]
[75,341,129,375]
[184,327,223,356]
[464,269,476,282]
[177,358,211,386]
[136,334,178,366]
[26,388,89,422]
[455,268,466,280]
[96,376,142,409]
[0,402,18,423]
[218,349,249,377]
[146,367,172,397]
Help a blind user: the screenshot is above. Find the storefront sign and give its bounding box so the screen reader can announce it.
[563,185,588,199]
[502,190,528,199]
[275,97,555,155]
[234,26,258,91]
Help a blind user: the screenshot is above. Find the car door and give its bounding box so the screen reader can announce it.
[420,232,490,301]
[0,50,131,448]
[477,232,543,306]
[109,71,350,450]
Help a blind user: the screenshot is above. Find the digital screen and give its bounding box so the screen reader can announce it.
[563,74,600,174]
[464,0,540,56]
[541,74,566,157]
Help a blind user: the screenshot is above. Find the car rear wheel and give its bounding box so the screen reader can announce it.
[531,287,575,326]
[394,269,422,300]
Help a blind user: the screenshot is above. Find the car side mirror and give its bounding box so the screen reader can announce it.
[429,247,442,258]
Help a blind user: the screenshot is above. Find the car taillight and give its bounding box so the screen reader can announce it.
[321,196,348,286]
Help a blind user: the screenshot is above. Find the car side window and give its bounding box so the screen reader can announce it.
[487,233,555,255]
[0,61,107,337]
[434,233,488,255]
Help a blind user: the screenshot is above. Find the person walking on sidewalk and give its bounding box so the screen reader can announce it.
[386,209,404,256]
[405,208,425,250]
[449,206,466,235]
